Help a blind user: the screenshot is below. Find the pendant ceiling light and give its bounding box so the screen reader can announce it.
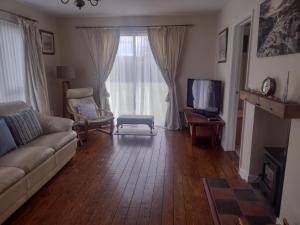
[60,0,101,10]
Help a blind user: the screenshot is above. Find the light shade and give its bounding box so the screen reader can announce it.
[57,66,75,80]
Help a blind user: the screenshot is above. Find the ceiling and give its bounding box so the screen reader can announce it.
[17,0,227,17]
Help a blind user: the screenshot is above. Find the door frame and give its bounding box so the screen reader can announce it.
[226,12,254,154]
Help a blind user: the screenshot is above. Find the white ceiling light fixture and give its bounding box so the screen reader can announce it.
[60,0,101,10]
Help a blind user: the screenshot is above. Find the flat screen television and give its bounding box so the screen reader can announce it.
[187,79,222,115]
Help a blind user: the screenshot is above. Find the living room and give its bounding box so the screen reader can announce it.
[0,0,299,225]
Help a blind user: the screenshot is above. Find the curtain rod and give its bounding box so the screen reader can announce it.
[0,9,37,23]
[76,24,194,29]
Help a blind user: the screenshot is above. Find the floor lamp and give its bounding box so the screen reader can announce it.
[57,66,75,117]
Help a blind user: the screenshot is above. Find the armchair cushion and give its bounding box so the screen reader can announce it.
[68,97,98,122]
[66,88,93,99]
[37,113,74,134]
[4,108,43,145]
[77,115,114,125]
[76,103,98,120]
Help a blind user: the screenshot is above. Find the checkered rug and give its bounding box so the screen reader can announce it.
[202,178,275,225]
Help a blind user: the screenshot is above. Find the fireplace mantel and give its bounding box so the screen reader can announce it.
[240,90,300,119]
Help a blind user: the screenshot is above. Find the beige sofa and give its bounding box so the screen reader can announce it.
[0,102,77,224]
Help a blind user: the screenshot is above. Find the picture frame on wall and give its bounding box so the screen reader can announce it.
[218,28,228,63]
[257,0,300,57]
[40,30,55,55]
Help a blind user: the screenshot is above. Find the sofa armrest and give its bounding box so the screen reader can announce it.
[37,113,74,134]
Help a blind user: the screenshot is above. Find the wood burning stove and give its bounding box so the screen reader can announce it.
[260,147,287,216]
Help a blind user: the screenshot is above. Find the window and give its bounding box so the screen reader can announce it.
[106,32,168,126]
[0,19,26,103]
[118,36,134,56]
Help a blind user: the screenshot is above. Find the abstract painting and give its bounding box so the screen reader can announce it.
[258,0,300,57]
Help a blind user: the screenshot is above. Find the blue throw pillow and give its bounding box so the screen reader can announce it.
[76,104,98,120]
[4,107,43,145]
[0,119,17,157]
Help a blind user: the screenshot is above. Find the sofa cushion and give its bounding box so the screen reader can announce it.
[0,167,25,194]
[4,107,43,145]
[0,146,54,173]
[0,119,17,157]
[76,103,98,120]
[26,131,77,151]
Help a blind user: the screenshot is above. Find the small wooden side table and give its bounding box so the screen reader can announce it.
[184,109,225,146]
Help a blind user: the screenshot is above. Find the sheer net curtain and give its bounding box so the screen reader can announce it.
[106,31,168,126]
[19,19,51,114]
[0,19,26,103]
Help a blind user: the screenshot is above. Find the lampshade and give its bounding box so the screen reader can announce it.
[57,66,75,80]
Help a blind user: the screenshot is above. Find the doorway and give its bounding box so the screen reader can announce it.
[225,15,253,168]
[235,22,251,157]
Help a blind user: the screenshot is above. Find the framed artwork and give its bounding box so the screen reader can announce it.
[40,30,55,55]
[258,0,300,57]
[218,28,228,63]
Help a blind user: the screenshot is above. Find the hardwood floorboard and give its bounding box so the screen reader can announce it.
[148,131,167,225]
[123,135,158,225]
[161,132,174,225]
[87,139,142,225]
[135,129,164,225]
[71,141,130,225]
[4,129,239,225]
[109,138,149,225]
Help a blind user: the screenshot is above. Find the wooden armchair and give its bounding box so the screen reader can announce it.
[66,88,114,144]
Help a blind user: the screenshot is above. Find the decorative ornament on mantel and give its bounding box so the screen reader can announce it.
[261,77,276,97]
[282,72,290,103]
[60,0,101,10]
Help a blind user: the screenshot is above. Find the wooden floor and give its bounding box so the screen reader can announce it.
[4,129,240,225]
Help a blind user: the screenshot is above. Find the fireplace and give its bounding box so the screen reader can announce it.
[260,147,287,216]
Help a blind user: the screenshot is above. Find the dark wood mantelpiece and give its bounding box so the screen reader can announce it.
[240,90,300,119]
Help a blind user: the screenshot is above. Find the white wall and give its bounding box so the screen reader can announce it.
[216,0,300,224]
[281,120,300,225]
[57,14,217,110]
[0,0,61,115]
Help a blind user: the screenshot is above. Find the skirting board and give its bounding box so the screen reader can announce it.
[239,168,249,181]
[239,168,258,183]
[276,217,282,225]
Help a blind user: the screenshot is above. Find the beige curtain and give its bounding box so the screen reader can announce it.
[19,19,51,114]
[147,26,186,130]
[81,28,120,111]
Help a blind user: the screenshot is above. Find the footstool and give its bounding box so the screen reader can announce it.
[117,115,154,133]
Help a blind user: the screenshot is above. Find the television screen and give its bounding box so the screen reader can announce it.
[187,79,222,114]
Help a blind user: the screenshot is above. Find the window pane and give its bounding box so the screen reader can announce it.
[118,36,134,56]
[0,20,26,103]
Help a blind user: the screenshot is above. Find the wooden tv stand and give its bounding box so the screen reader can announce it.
[184,109,225,146]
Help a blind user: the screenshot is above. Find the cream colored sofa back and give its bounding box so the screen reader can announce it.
[0,101,29,116]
